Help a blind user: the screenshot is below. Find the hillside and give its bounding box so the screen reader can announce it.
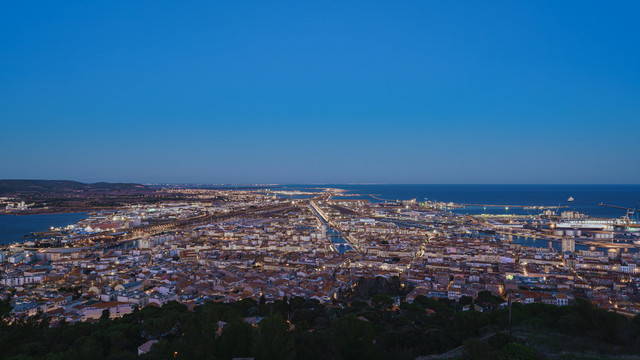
[1,293,640,360]
[0,180,150,194]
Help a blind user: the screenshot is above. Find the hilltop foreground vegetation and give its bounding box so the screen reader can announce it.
[1,290,640,360]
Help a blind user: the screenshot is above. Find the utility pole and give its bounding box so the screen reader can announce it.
[508,295,512,336]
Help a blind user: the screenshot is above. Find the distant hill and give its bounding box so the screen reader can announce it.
[0,180,150,194]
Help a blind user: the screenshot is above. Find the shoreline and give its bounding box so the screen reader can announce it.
[0,207,116,216]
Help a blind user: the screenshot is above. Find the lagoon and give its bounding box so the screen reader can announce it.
[0,213,88,245]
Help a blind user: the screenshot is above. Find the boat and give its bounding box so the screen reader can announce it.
[568,196,574,202]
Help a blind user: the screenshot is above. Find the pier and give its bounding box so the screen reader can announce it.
[462,203,568,209]
[369,194,399,202]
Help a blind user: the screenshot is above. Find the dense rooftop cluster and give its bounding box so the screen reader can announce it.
[2,188,640,328]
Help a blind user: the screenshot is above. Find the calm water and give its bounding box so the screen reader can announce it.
[510,235,638,254]
[288,184,640,219]
[0,213,88,245]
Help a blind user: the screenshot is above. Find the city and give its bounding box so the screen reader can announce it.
[2,185,639,326]
[2,1,640,358]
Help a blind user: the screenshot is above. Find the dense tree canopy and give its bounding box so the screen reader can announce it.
[1,280,640,359]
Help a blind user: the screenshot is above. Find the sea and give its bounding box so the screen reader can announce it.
[0,212,87,245]
[285,184,640,219]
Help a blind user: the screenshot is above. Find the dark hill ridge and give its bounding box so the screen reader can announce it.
[0,179,150,194]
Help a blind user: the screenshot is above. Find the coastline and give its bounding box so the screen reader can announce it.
[0,211,91,246]
[1,207,116,216]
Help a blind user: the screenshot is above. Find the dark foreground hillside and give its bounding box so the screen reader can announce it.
[1,292,640,360]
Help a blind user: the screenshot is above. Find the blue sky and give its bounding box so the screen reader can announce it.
[1,1,638,184]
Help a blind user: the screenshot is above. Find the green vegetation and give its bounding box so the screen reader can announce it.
[1,289,640,359]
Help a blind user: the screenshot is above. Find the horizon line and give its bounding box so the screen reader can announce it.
[2,179,639,186]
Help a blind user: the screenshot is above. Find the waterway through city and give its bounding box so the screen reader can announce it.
[307,204,353,254]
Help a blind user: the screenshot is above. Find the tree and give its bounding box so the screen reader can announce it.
[462,338,491,360]
[259,294,266,316]
[475,291,503,307]
[459,295,473,306]
[332,314,380,360]
[253,314,295,360]
[500,342,539,360]
[372,294,393,310]
[0,300,12,320]
[217,320,255,359]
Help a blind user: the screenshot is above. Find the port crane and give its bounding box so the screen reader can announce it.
[598,203,640,224]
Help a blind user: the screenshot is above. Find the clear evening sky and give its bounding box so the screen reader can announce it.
[1,1,638,184]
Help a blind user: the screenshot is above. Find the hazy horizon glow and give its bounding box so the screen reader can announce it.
[1,1,639,184]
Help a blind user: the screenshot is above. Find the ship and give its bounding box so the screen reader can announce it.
[568,196,574,202]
